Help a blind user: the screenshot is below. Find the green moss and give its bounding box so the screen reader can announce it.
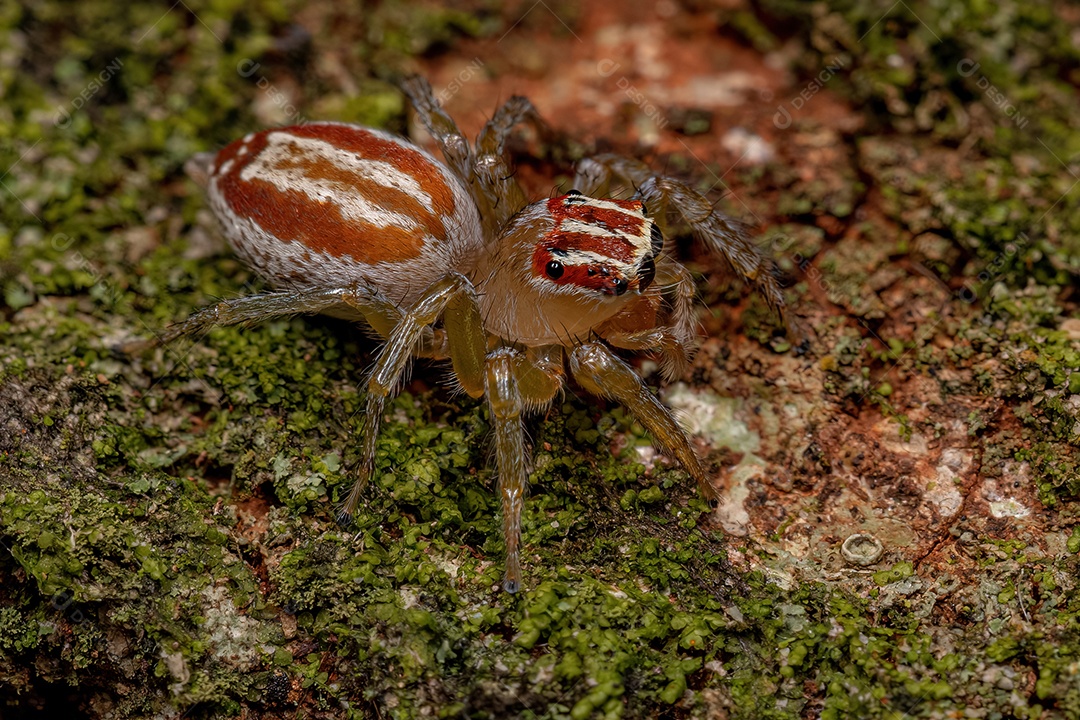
[738,0,1080,145]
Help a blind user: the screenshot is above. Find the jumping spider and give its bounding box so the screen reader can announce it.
[137,76,786,592]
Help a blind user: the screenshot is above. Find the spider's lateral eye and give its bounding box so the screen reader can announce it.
[566,188,582,195]
[650,222,664,256]
[545,260,564,279]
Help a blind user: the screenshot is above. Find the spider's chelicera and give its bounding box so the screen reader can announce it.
[143,76,786,592]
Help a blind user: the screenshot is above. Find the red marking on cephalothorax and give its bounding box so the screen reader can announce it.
[212,124,461,265]
[531,246,552,282]
[559,264,623,294]
[544,230,640,264]
[548,196,647,235]
[540,195,648,264]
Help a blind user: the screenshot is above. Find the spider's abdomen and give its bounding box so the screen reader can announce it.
[206,122,483,304]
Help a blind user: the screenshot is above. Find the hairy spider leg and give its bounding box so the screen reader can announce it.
[568,342,717,504]
[402,76,546,239]
[488,345,563,592]
[598,322,692,381]
[577,154,788,324]
[124,269,561,591]
[484,348,526,593]
[329,271,565,593]
[651,262,701,364]
[472,95,547,233]
[571,155,615,199]
[116,284,436,355]
[640,175,786,321]
[399,76,474,191]
[337,272,488,526]
[571,159,701,377]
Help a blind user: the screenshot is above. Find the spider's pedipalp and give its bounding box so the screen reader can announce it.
[654,259,700,375]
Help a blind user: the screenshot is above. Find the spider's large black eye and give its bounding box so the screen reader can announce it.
[638,257,656,293]
[650,222,664,256]
[545,260,564,279]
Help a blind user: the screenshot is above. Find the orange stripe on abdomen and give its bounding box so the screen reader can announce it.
[221,175,432,263]
[212,124,461,264]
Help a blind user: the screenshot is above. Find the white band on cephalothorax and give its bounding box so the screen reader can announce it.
[547,247,637,273]
[556,218,649,246]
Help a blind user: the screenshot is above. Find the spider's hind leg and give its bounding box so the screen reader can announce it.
[401,78,547,235]
[116,284,414,355]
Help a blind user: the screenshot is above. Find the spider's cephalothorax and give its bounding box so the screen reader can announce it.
[473,191,664,346]
[146,76,787,593]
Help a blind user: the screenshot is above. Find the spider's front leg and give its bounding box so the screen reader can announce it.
[642,174,787,321]
[575,155,788,325]
[484,346,563,592]
[484,348,526,593]
[568,341,717,505]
